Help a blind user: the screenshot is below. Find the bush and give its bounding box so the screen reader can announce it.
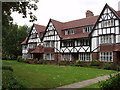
[2,66,13,72]
[75,60,81,64]
[115,65,120,71]
[91,60,101,66]
[2,66,25,89]
[74,60,90,67]
[100,73,120,89]
[17,56,28,63]
[101,63,116,70]
[28,59,48,64]
[58,60,72,65]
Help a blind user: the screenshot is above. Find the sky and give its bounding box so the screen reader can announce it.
[11,0,120,26]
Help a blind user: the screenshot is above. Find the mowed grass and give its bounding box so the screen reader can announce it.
[2,60,117,88]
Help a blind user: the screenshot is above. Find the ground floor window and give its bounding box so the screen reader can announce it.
[100,52,112,62]
[44,53,55,60]
[61,54,72,61]
[22,53,27,59]
[28,54,33,59]
[79,53,90,61]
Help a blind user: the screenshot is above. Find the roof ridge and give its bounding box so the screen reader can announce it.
[63,15,99,24]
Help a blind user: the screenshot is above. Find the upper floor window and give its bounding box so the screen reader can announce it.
[101,20,114,28]
[44,41,55,47]
[28,43,37,49]
[83,26,93,33]
[22,45,27,49]
[31,33,37,39]
[62,39,90,47]
[65,29,75,35]
[100,35,115,44]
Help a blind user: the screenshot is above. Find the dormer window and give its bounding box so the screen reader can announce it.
[65,29,75,35]
[83,26,93,33]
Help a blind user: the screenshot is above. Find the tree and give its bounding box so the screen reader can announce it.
[2,24,31,59]
[2,1,38,59]
[2,1,38,26]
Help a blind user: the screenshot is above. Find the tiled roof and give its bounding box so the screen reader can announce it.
[21,24,46,45]
[116,11,120,18]
[51,19,64,38]
[30,46,44,53]
[34,24,46,39]
[63,33,89,40]
[50,15,99,39]
[63,15,99,29]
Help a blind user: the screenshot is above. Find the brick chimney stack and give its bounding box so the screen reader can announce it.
[86,10,94,17]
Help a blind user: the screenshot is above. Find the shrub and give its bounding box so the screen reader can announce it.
[17,56,22,62]
[2,66,25,89]
[100,73,120,89]
[2,66,13,72]
[17,56,28,63]
[102,63,115,70]
[58,61,71,65]
[115,65,120,71]
[91,60,101,66]
[75,60,91,67]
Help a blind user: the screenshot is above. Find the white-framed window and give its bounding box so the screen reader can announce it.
[101,20,114,28]
[100,52,112,62]
[83,26,93,33]
[28,54,33,59]
[65,29,75,35]
[44,41,55,47]
[100,35,115,44]
[79,53,90,61]
[31,33,37,39]
[44,53,55,60]
[61,54,72,61]
[22,53,27,59]
[22,45,27,50]
[28,43,37,49]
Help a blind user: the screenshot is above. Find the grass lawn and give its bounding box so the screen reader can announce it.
[2,60,117,88]
[83,82,100,88]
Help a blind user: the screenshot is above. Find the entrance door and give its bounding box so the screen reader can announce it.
[33,54,42,60]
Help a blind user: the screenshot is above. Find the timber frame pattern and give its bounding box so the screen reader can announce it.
[21,4,120,64]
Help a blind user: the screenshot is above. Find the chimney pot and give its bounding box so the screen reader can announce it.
[86,10,94,17]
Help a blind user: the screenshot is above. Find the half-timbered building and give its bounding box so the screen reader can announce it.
[21,3,120,64]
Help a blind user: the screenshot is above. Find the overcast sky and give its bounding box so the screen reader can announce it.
[11,0,120,26]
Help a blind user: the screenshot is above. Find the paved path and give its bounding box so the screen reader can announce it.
[55,72,119,89]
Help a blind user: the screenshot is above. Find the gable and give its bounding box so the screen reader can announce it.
[42,19,61,41]
[90,4,120,36]
[99,7,117,21]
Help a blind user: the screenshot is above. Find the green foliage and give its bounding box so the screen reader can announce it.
[75,60,81,64]
[2,66,25,89]
[17,56,28,63]
[28,59,48,64]
[2,24,30,60]
[100,73,120,89]
[2,2,38,26]
[58,60,73,65]
[91,60,101,66]
[75,60,90,67]
[2,65,13,72]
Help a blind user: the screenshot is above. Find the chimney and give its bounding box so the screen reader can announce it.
[86,10,94,17]
[118,1,120,11]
